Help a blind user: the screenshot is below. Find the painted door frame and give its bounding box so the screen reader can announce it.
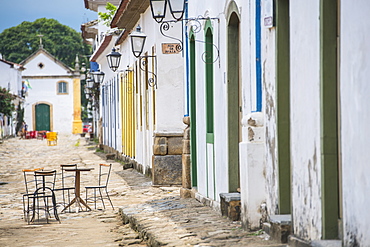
[276,0,291,214]
[226,4,241,193]
[189,31,198,187]
[33,102,53,131]
[204,20,216,199]
[320,0,340,239]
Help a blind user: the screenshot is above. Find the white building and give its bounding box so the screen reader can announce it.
[0,57,25,137]
[83,0,185,185]
[81,1,370,246]
[21,47,82,134]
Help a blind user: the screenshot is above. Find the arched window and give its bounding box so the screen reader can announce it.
[57,81,68,94]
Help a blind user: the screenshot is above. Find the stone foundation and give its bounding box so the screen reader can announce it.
[220,193,241,221]
[152,132,183,186]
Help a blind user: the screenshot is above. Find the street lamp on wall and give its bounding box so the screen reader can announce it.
[148,0,219,64]
[149,0,186,22]
[167,0,186,21]
[86,79,94,89]
[130,25,147,58]
[91,70,105,84]
[150,0,167,23]
[106,48,122,72]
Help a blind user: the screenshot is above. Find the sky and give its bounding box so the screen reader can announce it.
[0,0,97,33]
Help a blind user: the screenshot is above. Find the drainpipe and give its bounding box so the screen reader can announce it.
[256,0,262,112]
[184,0,189,117]
[181,0,192,199]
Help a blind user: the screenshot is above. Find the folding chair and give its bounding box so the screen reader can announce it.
[85,164,114,210]
[29,170,60,224]
[22,167,44,221]
[54,164,77,212]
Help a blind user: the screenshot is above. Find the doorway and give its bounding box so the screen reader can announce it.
[276,0,291,214]
[35,103,51,131]
[320,0,341,239]
[227,11,241,192]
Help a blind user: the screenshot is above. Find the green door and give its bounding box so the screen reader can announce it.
[35,104,50,131]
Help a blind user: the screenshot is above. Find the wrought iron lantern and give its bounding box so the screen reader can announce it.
[86,79,94,89]
[168,0,186,21]
[130,25,147,58]
[106,48,122,72]
[150,0,167,23]
[91,70,105,84]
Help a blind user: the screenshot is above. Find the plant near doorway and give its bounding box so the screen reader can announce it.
[0,87,16,117]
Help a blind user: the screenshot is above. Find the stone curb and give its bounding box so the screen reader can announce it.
[119,210,162,246]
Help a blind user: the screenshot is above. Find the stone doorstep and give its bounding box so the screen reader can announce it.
[219,193,241,221]
[288,236,342,247]
[264,214,292,244]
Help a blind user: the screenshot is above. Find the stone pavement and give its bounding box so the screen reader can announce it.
[0,135,286,246]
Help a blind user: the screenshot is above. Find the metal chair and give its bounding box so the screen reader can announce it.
[54,164,77,212]
[85,164,114,210]
[29,170,60,224]
[22,167,44,221]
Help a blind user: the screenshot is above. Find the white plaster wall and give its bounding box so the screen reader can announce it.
[95,7,185,171]
[188,0,230,199]
[0,61,22,95]
[260,0,278,215]
[341,1,370,245]
[23,77,74,134]
[96,36,122,153]
[23,53,72,76]
[0,61,22,137]
[290,0,322,240]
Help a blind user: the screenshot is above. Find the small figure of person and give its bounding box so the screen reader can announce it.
[20,122,28,139]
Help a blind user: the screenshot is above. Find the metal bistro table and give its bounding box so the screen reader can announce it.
[61,168,93,212]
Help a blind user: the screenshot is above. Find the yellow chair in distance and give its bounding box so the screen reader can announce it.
[46,132,58,146]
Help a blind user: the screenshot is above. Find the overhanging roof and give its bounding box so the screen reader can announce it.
[90,35,113,62]
[110,0,149,31]
[0,59,25,70]
[84,0,121,12]
[81,19,99,40]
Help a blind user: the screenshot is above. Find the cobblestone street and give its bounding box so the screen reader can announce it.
[0,135,284,247]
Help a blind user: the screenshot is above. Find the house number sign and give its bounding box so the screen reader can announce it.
[162,43,182,54]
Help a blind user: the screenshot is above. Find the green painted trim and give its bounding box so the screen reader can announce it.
[203,19,213,32]
[206,133,214,143]
[227,11,240,192]
[189,32,198,187]
[320,0,339,239]
[205,24,214,139]
[276,0,291,214]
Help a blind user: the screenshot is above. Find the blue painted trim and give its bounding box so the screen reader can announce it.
[184,0,190,117]
[256,0,262,112]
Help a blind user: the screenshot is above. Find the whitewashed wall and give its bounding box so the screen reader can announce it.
[187,0,229,201]
[0,60,23,137]
[261,2,278,216]
[0,60,22,96]
[96,7,185,172]
[187,0,271,229]
[341,0,370,245]
[96,40,122,153]
[290,0,322,240]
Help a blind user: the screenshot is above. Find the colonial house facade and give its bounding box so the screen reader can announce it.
[83,0,185,185]
[21,47,82,135]
[82,0,370,246]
